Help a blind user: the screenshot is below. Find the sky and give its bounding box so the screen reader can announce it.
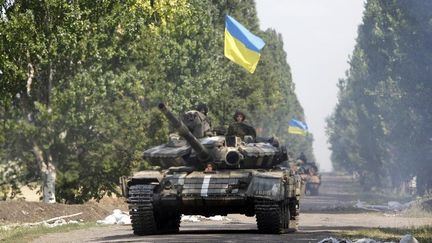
[255,0,365,172]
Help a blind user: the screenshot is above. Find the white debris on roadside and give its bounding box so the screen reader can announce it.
[181,215,232,222]
[96,209,131,225]
[318,237,349,243]
[319,237,358,243]
[0,218,82,231]
[400,234,419,243]
[318,234,419,243]
[181,215,200,222]
[207,215,230,221]
[354,200,414,212]
[354,239,379,243]
[43,219,80,228]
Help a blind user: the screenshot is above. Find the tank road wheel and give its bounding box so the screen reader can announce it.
[255,199,291,234]
[128,184,158,235]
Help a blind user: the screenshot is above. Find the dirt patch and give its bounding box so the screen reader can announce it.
[89,196,128,213]
[0,197,127,225]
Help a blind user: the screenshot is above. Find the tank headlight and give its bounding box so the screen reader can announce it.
[164,180,172,189]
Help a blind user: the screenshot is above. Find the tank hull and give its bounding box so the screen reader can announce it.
[123,169,301,235]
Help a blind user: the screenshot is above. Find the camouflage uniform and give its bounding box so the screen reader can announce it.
[297,152,307,164]
[195,103,212,131]
[182,110,211,138]
[226,122,256,140]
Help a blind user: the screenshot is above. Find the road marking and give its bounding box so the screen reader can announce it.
[201,175,212,197]
[178,174,186,185]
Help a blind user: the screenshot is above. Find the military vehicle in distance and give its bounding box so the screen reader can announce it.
[120,103,302,235]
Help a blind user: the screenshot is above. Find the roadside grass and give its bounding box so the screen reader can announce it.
[403,205,432,218]
[328,173,416,205]
[0,223,102,243]
[356,192,414,205]
[344,181,414,205]
[338,226,432,242]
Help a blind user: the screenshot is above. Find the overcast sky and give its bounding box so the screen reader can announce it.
[255,0,365,171]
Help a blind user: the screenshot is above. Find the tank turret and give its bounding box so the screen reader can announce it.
[144,103,288,170]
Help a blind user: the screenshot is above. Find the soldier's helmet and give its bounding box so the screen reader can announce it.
[233,110,246,121]
[196,103,209,116]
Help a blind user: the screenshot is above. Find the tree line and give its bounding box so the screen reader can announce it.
[0,0,312,203]
[327,0,432,194]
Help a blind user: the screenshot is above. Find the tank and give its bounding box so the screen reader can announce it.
[120,103,302,235]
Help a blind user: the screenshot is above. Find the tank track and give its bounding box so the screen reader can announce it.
[255,199,297,234]
[128,184,158,235]
[128,184,181,235]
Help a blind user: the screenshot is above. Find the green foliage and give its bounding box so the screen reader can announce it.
[0,0,311,202]
[328,0,432,193]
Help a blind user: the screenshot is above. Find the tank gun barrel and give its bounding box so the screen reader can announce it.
[225,148,244,166]
[158,103,210,161]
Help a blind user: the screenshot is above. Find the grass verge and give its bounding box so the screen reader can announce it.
[338,226,432,242]
[0,223,101,243]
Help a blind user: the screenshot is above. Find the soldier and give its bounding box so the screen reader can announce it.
[195,102,212,128]
[297,152,307,164]
[226,110,256,140]
[204,162,215,172]
[196,102,209,116]
[289,162,299,174]
[296,159,306,174]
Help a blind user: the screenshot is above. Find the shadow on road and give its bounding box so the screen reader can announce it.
[93,225,371,243]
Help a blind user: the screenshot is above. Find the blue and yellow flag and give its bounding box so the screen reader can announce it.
[224,15,265,73]
[288,119,308,135]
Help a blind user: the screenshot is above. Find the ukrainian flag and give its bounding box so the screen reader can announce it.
[224,15,265,73]
[288,119,308,135]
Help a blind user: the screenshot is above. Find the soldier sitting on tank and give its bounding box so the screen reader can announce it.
[296,159,306,174]
[181,103,212,138]
[297,152,307,164]
[226,110,256,141]
[196,102,212,128]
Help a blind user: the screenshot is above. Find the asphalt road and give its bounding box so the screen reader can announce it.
[33,173,432,243]
[34,221,337,243]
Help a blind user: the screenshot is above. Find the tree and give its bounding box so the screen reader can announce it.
[1,0,313,202]
[1,0,217,203]
[328,0,432,193]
